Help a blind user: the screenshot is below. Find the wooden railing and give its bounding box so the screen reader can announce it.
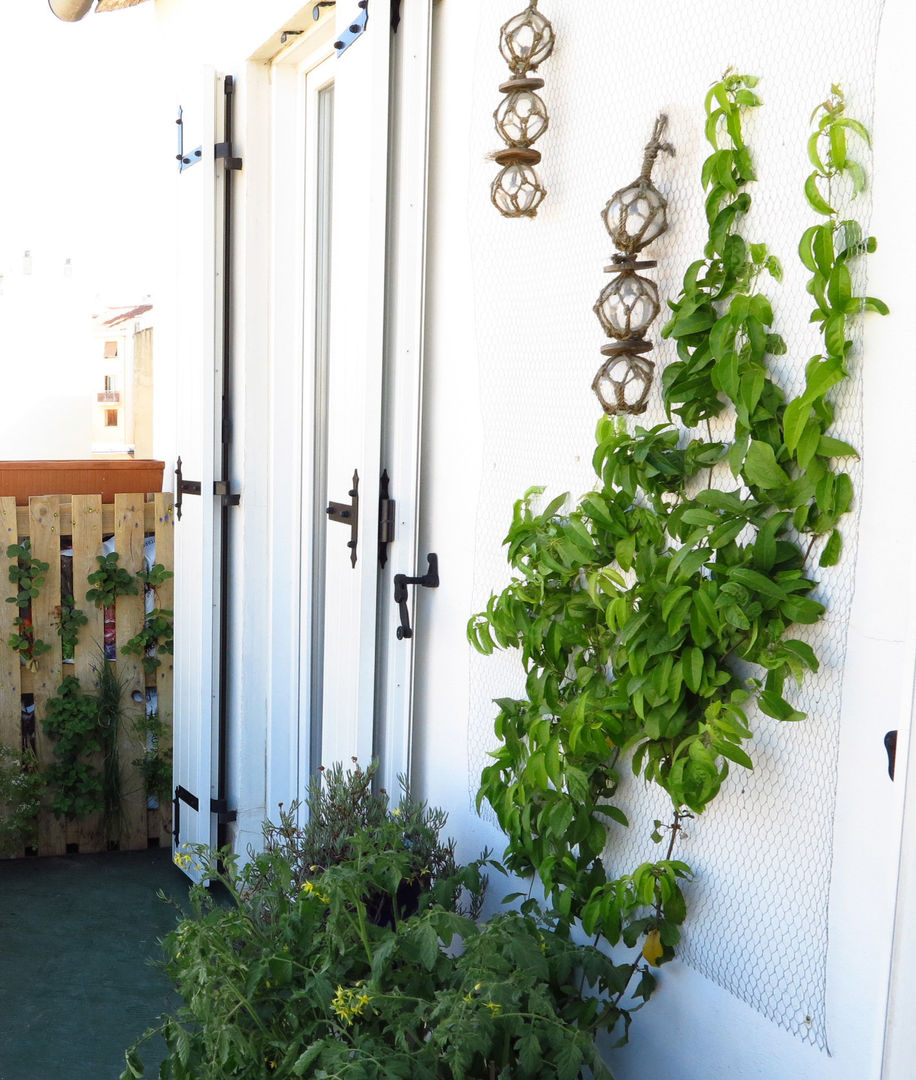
[0,492,173,857]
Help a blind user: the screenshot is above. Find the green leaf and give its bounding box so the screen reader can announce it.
[743,441,790,489]
[834,116,871,146]
[416,922,440,971]
[829,122,847,169]
[758,690,806,723]
[683,646,704,694]
[728,567,787,602]
[519,1034,542,1076]
[783,399,810,456]
[804,171,834,215]
[819,528,842,567]
[817,435,857,459]
[827,263,852,309]
[823,313,847,357]
[714,740,753,770]
[798,225,820,272]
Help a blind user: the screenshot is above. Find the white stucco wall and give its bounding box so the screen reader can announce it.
[151,0,916,1076]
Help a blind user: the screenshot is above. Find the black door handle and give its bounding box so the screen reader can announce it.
[393,553,439,639]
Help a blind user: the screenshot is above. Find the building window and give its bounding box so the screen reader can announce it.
[105,409,119,427]
[104,375,114,393]
[104,341,118,359]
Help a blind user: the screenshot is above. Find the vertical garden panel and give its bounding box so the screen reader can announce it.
[0,494,174,858]
[114,493,148,851]
[153,492,175,845]
[30,495,65,856]
[0,497,21,752]
[72,494,106,853]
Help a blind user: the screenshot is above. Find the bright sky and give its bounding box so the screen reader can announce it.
[0,1,164,302]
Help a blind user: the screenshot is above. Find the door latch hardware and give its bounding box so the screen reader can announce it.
[173,786,237,845]
[327,469,359,567]
[885,730,898,781]
[394,553,439,639]
[175,458,240,519]
[334,0,368,54]
[378,469,395,568]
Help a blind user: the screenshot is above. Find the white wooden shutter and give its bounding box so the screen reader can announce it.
[171,71,222,881]
[318,6,392,770]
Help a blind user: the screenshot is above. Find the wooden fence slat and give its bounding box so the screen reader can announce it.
[30,496,66,856]
[0,498,23,858]
[0,498,21,753]
[153,492,175,846]
[114,493,148,851]
[72,495,106,853]
[15,501,161,539]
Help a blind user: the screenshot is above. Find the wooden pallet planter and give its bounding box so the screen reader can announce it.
[0,492,174,858]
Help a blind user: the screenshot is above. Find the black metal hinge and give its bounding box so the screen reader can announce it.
[175,457,240,520]
[378,469,395,568]
[175,109,243,172]
[334,0,368,54]
[327,470,359,567]
[173,786,238,845]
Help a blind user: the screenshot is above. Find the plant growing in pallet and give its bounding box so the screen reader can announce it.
[469,73,884,1018]
[86,551,139,608]
[6,540,52,671]
[132,710,172,804]
[122,609,174,674]
[54,594,88,662]
[43,676,107,820]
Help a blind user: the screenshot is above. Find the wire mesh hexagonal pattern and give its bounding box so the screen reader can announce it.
[465,0,885,1052]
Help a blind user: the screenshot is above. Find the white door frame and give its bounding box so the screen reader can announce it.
[374,0,434,797]
[262,3,433,811]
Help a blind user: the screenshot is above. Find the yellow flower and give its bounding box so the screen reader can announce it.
[331,985,373,1025]
[301,880,330,903]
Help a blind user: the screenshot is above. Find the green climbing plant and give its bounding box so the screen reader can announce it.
[54,594,88,661]
[6,540,52,671]
[470,74,885,1000]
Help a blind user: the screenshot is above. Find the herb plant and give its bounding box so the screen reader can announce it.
[0,744,43,855]
[123,775,629,1080]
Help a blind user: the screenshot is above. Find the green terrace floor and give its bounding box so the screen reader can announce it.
[0,849,191,1080]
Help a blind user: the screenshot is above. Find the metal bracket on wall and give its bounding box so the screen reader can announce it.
[327,470,360,567]
[334,0,368,55]
[393,553,439,640]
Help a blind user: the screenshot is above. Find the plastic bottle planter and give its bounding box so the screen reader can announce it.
[491,1,555,218]
[592,115,674,414]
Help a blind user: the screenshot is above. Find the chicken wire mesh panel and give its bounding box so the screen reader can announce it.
[465,0,885,1052]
